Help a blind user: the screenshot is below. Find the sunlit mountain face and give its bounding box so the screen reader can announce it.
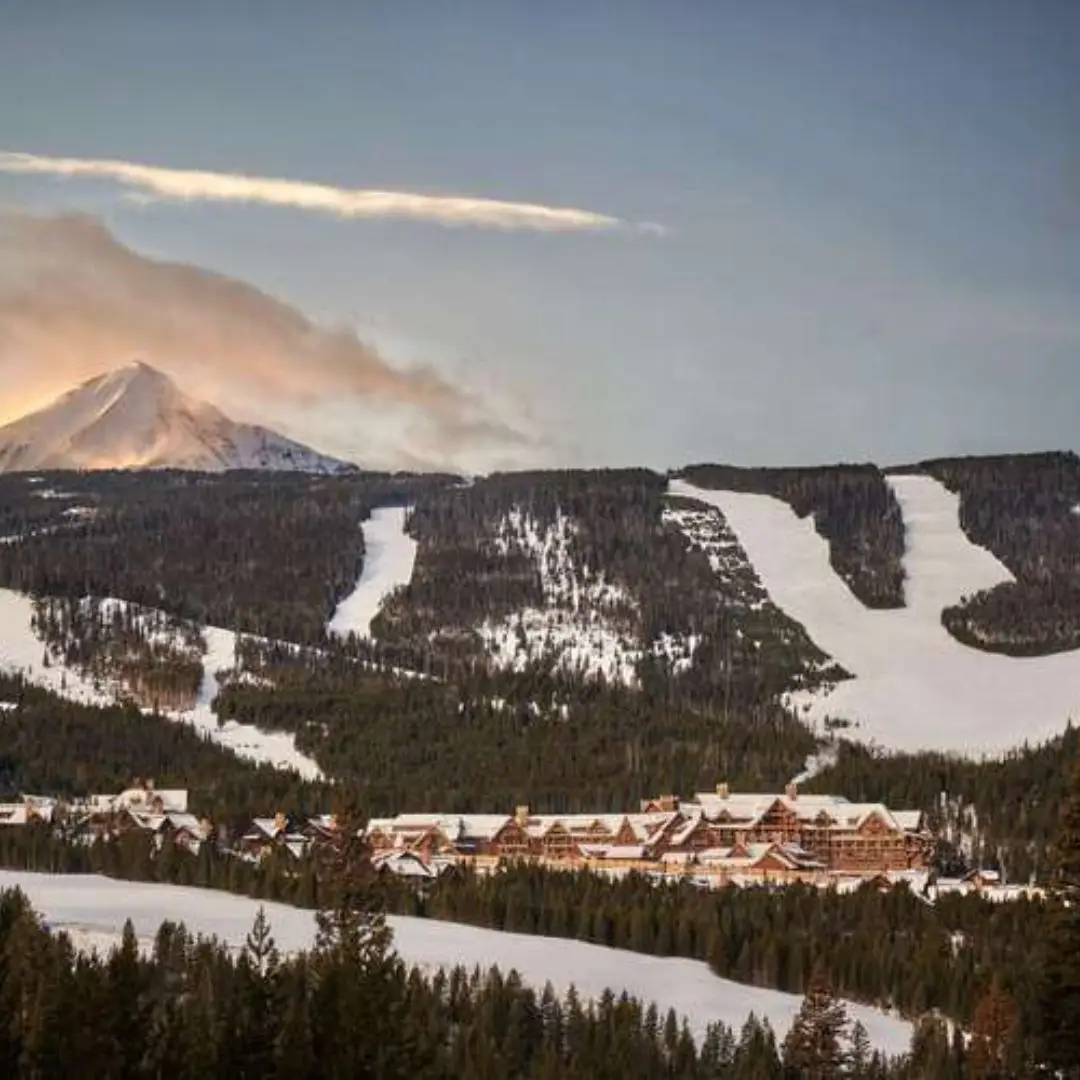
[0,361,356,474]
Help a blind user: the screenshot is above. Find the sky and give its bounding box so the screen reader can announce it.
[0,0,1078,472]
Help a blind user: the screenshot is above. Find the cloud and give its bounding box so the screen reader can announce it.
[0,150,653,234]
[0,212,538,469]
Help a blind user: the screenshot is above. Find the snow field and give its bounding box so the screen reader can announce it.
[0,871,913,1055]
[670,476,1080,754]
[328,505,418,639]
[481,509,705,684]
[479,510,643,684]
[0,589,323,779]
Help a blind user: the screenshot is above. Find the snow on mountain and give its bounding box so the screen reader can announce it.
[670,476,1080,754]
[0,588,322,778]
[0,361,354,474]
[328,506,418,639]
[479,510,643,683]
[0,870,913,1054]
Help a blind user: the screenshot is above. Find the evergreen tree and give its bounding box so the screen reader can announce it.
[781,963,849,1079]
[846,1019,872,1078]
[1037,749,1080,1076]
[967,979,1021,1080]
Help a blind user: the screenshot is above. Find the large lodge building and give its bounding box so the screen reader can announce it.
[365,783,931,886]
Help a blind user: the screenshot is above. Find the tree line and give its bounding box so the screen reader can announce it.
[907,452,1080,656]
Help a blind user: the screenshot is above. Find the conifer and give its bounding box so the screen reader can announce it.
[781,963,849,1079]
[1037,749,1080,1076]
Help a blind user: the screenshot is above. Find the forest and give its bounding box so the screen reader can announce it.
[676,463,907,610]
[0,807,1067,1078]
[2,660,1075,882]
[908,452,1080,656]
[373,467,843,697]
[0,469,454,643]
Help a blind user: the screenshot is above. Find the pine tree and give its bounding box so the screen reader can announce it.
[967,979,1021,1079]
[1038,749,1080,1076]
[846,1018,872,1078]
[245,905,280,977]
[781,963,849,1080]
[309,805,414,1079]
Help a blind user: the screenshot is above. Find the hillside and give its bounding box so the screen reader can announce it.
[0,453,1077,833]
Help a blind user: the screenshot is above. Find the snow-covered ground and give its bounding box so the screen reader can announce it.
[0,871,913,1054]
[328,506,417,639]
[0,589,322,779]
[670,476,1080,755]
[480,510,644,684]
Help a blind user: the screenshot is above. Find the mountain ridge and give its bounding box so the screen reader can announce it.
[0,362,356,474]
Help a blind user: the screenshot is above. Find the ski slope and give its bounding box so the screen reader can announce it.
[328,506,417,639]
[670,476,1080,754]
[0,589,322,779]
[0,871,913,1054]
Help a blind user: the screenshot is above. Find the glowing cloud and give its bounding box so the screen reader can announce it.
[0,149,651,233]
[0,212,538,470]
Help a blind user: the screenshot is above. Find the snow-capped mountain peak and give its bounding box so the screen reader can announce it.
[0,362,356,474]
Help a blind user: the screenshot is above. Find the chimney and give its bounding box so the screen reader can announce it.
[785,783,797,801]
[514,804,530,826]
[146,778,155,792]
[716,782,730,800]
[273,811,285,833]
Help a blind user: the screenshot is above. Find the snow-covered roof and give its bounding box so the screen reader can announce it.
[892,810,924,832]
[126,811,167,832]
[373,850,438,879]
[113,787,189,813]
[0,804,30,825]
[578,844,647,861]
[689,791,916,833]
[668,813,705,847]
[165,813,209,838]
[366,813,511,844]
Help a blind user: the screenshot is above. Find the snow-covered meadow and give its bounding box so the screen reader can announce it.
[328,505,417,639]
[0,589,323,780]
[0,870,914,1054]
[670,476,1080,754]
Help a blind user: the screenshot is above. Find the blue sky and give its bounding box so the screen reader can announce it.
[1,1,1078,470]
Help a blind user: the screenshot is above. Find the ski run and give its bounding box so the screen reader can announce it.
[671,475,1080,755]
[0,589,323,781]
[328,505,417,639]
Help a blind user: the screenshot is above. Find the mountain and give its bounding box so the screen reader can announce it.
[2,452,1079,763]
[0,362,356,474]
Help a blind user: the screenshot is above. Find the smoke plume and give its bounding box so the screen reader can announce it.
[0,212,532,468]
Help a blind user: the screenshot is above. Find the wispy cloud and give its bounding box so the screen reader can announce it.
[0,149,657,234]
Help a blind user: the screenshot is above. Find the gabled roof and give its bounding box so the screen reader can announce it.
[372,850,438,879]
[577,844,647,861]
[114,787,189,813]
[892,810,924,832]
[668,813,705,847]
[246,817,286,840]
[166,812,210,839]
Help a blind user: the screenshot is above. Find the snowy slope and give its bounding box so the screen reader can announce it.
[0,871,913,1054]
[0,362,354,474]
[0,588,322,778]
[328,506,417,639]
[480,510,644,683]
[670,476,1080,754]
